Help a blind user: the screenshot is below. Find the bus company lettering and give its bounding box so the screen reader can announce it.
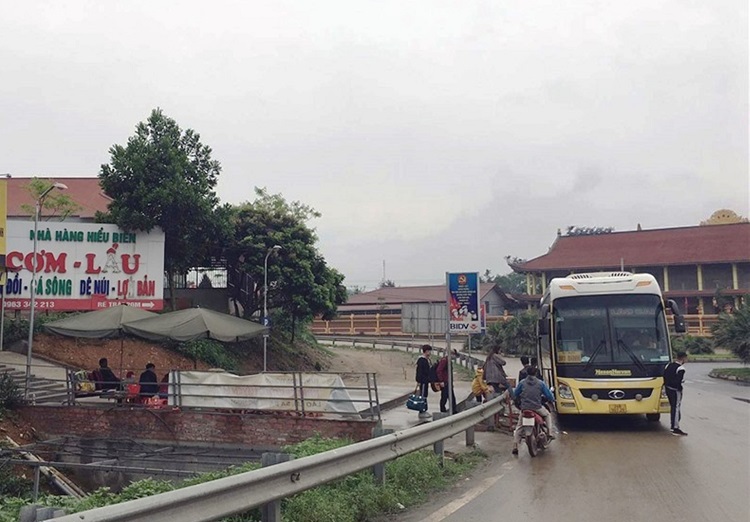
[594,369,633,377]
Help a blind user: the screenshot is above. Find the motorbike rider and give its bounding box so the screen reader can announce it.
[512,365,556,455]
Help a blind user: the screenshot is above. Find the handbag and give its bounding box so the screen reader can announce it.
[406,386,428,412]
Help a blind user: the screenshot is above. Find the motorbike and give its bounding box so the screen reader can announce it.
[519,409,550,457]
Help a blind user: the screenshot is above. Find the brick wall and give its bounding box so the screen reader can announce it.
[21,406,377,448]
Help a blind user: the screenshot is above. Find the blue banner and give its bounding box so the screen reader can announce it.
[446,272,481,334]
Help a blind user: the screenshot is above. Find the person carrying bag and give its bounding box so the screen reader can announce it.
[409,344,433,419]
[406,385,428,412]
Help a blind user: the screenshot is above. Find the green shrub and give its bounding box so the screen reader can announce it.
[672,335,714,355]
[0,373,22,415]
[1,317,29,346]
[0,465,33,498]
[712,302,750,363]
[171,339,238,371]
[0,313,69,347]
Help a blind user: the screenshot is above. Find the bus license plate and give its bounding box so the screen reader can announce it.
[609,404,627,414]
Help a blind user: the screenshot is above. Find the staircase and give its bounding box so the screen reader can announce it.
[0,364,71,405]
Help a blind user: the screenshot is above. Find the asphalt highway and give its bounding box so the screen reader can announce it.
[396,362,750,522]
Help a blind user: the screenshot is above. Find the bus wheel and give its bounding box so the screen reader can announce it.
[646,413,660,422]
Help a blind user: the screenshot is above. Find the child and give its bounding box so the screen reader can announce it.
[471,366,491,403]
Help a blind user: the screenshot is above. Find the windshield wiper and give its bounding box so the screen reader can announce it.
[582,339,607,372]
[617,339,647,373]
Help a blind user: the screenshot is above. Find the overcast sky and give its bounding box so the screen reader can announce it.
[2,1,747,289]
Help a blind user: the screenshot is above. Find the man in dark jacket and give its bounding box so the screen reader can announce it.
[664,351,688,436]
[96,358,120,391]
[414,345,433,418]
[511,366,556,455]
[139,363,159,399]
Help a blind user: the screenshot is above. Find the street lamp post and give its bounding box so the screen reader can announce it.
[25,182,67,399]
[263,245,282,372]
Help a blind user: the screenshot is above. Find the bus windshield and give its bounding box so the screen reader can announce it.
[553,294,670,374]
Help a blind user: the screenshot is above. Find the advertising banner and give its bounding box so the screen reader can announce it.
[446,272,481,334]
[172,371,359,414]
[2,221,165,311]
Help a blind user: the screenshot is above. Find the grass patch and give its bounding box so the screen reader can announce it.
[709,367,750,382]
[1,435,486,522]
[688,353,739,362]
[281,435,485,522]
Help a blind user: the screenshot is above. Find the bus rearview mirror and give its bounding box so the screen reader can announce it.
[666,299,687,334]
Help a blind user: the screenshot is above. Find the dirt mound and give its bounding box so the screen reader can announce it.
[32,334,212,374]
[29,333,335,376]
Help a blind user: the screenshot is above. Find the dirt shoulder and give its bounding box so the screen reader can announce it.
[322,345,474,385]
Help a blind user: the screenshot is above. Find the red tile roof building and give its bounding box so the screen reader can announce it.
[7,177,109,221]
[512,210,750,315]
[340,283,518,316]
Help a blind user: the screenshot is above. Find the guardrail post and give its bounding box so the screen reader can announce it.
[431,412,449,466]
[465,424,475,447]
[371,426,395,485]
[18,505,67,522]
[261,452,294,522]
[33,465,40,501]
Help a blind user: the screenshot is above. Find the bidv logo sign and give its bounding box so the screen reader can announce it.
[449,322,479,331]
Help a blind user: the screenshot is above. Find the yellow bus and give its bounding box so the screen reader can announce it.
[537,272,686,421]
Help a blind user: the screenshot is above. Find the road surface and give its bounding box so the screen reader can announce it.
[396,362,750,522]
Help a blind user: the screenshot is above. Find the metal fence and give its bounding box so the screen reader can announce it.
[0,362,381,420]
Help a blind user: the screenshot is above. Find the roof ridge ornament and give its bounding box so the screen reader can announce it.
[700,209,748,226]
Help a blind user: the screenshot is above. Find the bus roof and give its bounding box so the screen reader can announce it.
[544,272,663,301]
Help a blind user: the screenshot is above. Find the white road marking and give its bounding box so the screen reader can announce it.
[428,461,514,520]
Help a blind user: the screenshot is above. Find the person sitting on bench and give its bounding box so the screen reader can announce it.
[95,358,121,391]
[139,363,159,400]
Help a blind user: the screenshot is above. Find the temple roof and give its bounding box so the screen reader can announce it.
[515,222,750,272]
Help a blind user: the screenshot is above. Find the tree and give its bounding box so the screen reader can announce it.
[379,279,396,288]
[477,310,537,356]
[481,269,527,294]
[224,188,346,340]
[98,109,232,310]
[20,178,81,221]
[711,302,750,363]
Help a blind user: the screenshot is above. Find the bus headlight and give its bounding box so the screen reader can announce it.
[660,387,667,399]
[558,382,573,399]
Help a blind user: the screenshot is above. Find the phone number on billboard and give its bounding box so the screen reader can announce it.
[4,301,56,310]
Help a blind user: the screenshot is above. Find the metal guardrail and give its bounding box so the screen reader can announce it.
[48,395,505,522]
[317,335,486,368]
